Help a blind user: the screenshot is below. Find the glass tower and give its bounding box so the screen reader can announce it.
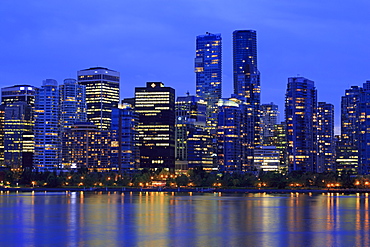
[317,102,335,172]
[77,67,120,130]
[285,77,317,173]
[195,32,222,135]
[34,79,61,171]
[233,30,261,168]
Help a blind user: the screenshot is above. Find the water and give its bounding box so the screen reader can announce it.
[0,191,369,247]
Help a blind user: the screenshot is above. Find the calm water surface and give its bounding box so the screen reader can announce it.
[0,191,369,247]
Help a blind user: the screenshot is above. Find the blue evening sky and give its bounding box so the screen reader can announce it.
[1,0,370,133]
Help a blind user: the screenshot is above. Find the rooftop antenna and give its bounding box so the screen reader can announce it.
[186,91,190,96]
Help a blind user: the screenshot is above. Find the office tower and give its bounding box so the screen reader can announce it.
[271,122,288,173]
[62,122,110,171]
[33,79,60,171]
[233,30,261,167]
[358,81,370,174]
[317,102,335,172]
[337,86,362,174]
[59,78,87,130]
[285,77,317,172]
[1,85,36,169]
[261,103,279,145]
[175,94,213,170]
[217,98,244,172]
[77,67,120,130]
[253,146,280,172]
[195,32,222,134]
[3,102,33,169]
[111,104,139,171]
[135,82,175,170]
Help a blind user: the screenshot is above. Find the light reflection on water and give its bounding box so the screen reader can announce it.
[0,192,369,246]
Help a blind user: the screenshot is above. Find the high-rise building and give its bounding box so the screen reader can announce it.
[59,78,87,130]
[62,122,111,171]
[317,102,335,172]
[233,30,259,100]
[233,30,261,167]
[135,82,175,170]
[111,104,139,171]
[358,81,370,174]
[77,67,120,130]
[217,98,244,172]
[34,79,60,171]
[175,94,214,170]
[3,102,34,169]
[261,103,279,145]
[271,122,288,173]
[285,77,317,173]
[0,85,35,169]
[337,86,362,174]
[195,32,222,135]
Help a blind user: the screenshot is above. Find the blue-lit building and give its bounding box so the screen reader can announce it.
[317,102,335,172]
[77,67,120,130]
[233,30,261,168]
[217,98,244,172]
[358,81,370,174]
[285,77,317,173]
[175,94,214,170]
[337,86,362,174]
[1,85,35,169]
[111,104,139,171]
[261,102,279,146]
[195,32,222,135]
[59,78,87,130]
[34,79,61,171]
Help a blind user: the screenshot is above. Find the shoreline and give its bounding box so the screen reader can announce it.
[2,187,370,194]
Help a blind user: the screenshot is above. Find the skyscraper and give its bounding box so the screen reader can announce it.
[111,104,139,172]
[261,103,279,145]
[337,85,362,174]
[285,77,317,172]
[233,30,259,101]
[175,94,213,170]
[59,78,87,130]
[34,79,60,171]
[217,98,244,172]
[135,82,175,170]
[317,102,335,172]
[358,81,370,174]
[195,32,222,134]
[1,85,35,169]
[77,67,120,130]
[233,30,261,167]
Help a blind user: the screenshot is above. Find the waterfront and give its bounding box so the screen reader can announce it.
[0,192,369,247]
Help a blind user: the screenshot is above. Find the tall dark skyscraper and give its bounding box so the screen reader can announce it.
[285,77,317,173]
[77,67,120,130]
[135,82,175,170]
[233,30,260,103]
[233,30,261,168]
[195,32,222,134]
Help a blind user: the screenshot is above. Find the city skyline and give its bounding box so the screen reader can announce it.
[2,1,370,133]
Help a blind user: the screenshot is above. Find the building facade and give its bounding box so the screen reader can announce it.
[77,67,120,130]
[317,102,335,172]
[195,32,222,135]
[34,79,61,171]
[261,102,279,146]
[285,77,317,173]
[135,82,175,170]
